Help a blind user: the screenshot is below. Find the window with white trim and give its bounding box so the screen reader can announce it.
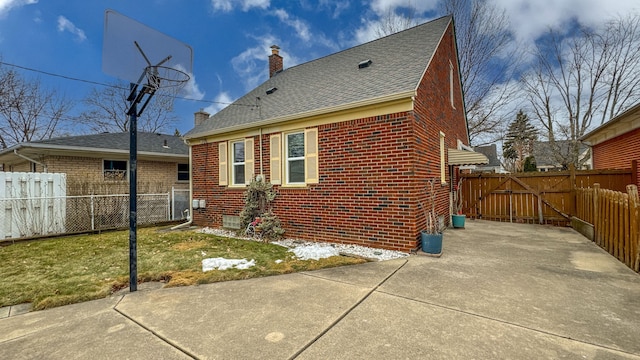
[231,140,245,186]
[440,132,446,184]
[285,132,305,184]
[449,60,455,109]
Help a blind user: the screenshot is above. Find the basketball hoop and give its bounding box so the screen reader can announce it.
[143,65,190,93]
[125,40,191,116]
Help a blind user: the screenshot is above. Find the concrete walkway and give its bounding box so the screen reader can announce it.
[1,220,640,359]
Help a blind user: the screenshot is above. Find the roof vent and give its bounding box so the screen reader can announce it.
[266,87,278,95]
[358,59,372,69]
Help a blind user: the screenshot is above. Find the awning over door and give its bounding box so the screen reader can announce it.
[448,148,489,166]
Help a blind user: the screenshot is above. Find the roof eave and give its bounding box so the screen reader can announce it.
[0,143,187,163]
[184,90,417,141]
[581,102,640,145]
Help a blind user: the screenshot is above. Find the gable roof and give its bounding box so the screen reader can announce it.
[185,15,453,140]
[0,132,188,165]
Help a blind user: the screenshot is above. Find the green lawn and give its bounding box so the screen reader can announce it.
[0,227,365,310]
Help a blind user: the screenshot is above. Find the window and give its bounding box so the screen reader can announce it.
[104,160,127,181]
[286,132,305,184]
[439,132,446,184]
[219,138,254,186]
[231,141,245,185]
[449,61,455,109]
[177,163,189,181]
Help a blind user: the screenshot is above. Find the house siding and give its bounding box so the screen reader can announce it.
[191,23,467,252]
[592,127,640,187]
[5,155,188,195]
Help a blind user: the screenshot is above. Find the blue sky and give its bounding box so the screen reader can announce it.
[0,0,638,135]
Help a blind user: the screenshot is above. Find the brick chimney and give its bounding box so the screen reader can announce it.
[194,109,210,126]
[269,45,283,77]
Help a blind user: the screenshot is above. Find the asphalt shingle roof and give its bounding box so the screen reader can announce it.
[31,132,188,155]
[185,16,452,139]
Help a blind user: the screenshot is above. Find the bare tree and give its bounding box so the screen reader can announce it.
[0,67,72,149]
[522,13,640,168]
[76,82,179,134]
[374,1,520,146]
[440,0,521,146]
[373,6,419,38]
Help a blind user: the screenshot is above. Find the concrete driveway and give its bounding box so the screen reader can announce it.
[1,220,639,359]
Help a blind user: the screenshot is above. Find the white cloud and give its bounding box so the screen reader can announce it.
[204,91,235,114]
[173,65,205,101]
[231,36,276,91]
[231,35,302,91]
[370,0,438,16]
[211,0,270,12]
[273,9,311,42]
[57,15,86,42]
[0,0,37,18]
[489,0,640,45]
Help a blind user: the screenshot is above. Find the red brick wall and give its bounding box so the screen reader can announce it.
[191,22,468,252]
[592,127,640,187]
[412,21,469,233]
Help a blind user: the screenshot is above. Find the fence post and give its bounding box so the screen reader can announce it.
[167,192,171,221]
[627,185,639,272]
[90,194,95,231]
[171,186,175,221]
[569,163,576,217]
[593,183,600,245]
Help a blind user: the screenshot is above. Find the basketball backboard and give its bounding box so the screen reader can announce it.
[102,9,193,85]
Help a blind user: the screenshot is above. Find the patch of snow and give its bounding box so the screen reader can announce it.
[202,257,256,271]
[197,227,409,261]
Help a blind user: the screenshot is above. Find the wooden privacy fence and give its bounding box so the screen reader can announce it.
[576,184,639,272]
[460,168,633,227]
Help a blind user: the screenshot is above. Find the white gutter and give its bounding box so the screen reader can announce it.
[14,149,47,172]
[171,145,194,230]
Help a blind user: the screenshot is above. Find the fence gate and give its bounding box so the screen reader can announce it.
[460,169,633,227]
[0,172,67,239]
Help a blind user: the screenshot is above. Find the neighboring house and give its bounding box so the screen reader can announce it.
[581,102,640,187]
[0,132,190,195]
[184,16,487,252]
[532,140,591,172]
[472,144,502,173]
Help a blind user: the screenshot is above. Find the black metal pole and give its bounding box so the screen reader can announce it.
[129,83,138,292]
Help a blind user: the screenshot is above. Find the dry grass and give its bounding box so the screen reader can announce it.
[0,227,366,310]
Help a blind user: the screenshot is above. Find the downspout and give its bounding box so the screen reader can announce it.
[171,144,193,230]
[14,149,47,172]
[259,128,264,178]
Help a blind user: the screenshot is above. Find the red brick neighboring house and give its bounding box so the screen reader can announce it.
[183,16,487,252]
[581,102,640,188]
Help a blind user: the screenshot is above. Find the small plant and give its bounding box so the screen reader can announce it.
[256,210,285,240]
[423,178,443,234]
[239,178,285,242]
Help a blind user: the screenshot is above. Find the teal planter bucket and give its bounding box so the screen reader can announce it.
[452,214,466,228]
[420,232,443,254]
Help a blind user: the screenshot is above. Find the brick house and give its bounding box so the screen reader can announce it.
[0,132,190,195]
[581,102,640,187]
[184,16,486,252]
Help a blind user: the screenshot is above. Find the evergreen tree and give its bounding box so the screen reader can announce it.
[523,156,537,172]
[503,110,538,172]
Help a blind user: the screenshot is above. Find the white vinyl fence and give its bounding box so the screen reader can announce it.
[1,172,188,241]
[0,172,66,239]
